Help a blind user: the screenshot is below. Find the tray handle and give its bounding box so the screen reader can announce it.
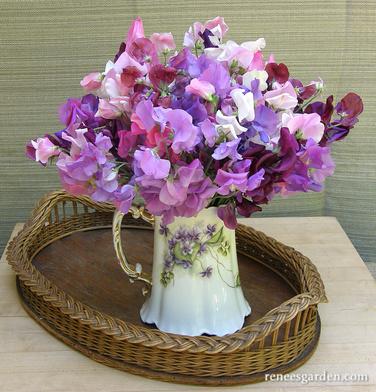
[112,208,154,296]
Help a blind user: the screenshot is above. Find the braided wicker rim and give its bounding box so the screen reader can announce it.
[7,190,327,354]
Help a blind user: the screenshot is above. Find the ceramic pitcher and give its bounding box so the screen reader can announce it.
[113,207,251,336]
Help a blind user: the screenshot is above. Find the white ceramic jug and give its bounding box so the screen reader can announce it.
[113,207,251,336]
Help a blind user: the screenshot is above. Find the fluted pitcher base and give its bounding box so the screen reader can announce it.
[139,207,251,336]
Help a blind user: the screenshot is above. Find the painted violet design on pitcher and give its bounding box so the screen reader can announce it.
[140,207,251,336]
[159,223,240,289]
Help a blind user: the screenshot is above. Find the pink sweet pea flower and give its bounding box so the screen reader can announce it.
[31,137,60,164]
[204,16,229,38]
[264,81,298,110]
[287,113,325,143]
[96,97,130,119]
[186,78,215,101]
[125,17,144,51]
[80,72,102,93]
[150,32,176,54]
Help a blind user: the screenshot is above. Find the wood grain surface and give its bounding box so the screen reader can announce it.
[1,217,375,391]
[32,227,295,327]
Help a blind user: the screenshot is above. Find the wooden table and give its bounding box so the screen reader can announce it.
[1,218,375,391]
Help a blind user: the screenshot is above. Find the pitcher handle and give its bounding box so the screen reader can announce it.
[112,207,154,296]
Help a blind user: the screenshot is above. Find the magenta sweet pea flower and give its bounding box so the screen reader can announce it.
[217,203,237,229]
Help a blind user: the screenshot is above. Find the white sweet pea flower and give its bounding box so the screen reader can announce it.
[243,70,269,91]
[104,60,115,75]
[215,123,237,140]
[215,110,247,140]
[241,38,266,52]
[230,88,255,123]
[205,38,266,69]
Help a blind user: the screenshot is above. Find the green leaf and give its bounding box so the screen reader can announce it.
[173,243,186,261]
[235,273,241,287]
[190,243,201,262]
[160,271,174,287]
[206,227,224,245]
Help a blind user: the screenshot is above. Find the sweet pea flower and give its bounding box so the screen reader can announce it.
[205,38,265,69]
[230,88,255,123]
[214,160,252,195]
[165,109,200,153]
[186,78,216,101]
[183,17,228,49]
[80,72,102,93]
[243,70,268,91]
[57,130,117,201]
[212,139,242,161]
[264,81,298,110]
[150,32,176,54]
[134,148,171,179]
[199,119,218,147]
[183,22,204,48]
[301,139,335,185]
[287,113,325,143]
[31,137,60,164]
[204,16,229,39]
[113,184,135,214]
[125,17,145,52]
[215,110,247,139]
[217,203,237,229]
[96,97,130,119]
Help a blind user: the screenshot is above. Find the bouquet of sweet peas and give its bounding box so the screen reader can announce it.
[27,16,363,228]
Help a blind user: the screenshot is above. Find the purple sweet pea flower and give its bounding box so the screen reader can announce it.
[56,130,118,201]
[137,159,217,224]
[172,94,208,124]
[247,168,265,192]
[165,109,200,153]
[212,139,242,161]
[169,48,200,77]
[248,105,279,139]
[91,162,119,202]
[214,159,251,195]
[217,203,237,229]
[198,56,231,98]
[134,148,171,179]
[114,184,135,214]
[59,94,103,133]
[199,118,218,147]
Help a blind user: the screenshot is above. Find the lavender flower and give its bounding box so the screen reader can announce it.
[200,266,213,278]
[159,224,170,237]
[205,224,217,237]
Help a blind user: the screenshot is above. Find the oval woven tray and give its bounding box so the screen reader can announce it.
[6,191,327,385]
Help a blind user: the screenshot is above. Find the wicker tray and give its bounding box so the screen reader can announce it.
[7,191,327,385]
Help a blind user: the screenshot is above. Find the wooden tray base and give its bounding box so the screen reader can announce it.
[7,192,326,386]
[17,276,321,385]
